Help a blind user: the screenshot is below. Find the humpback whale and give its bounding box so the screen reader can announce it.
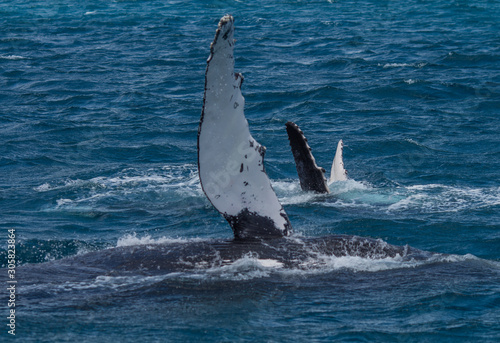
[14,16,435,283]
[286,121,347,194]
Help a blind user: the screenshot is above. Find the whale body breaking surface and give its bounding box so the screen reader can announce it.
[15,15,444,282]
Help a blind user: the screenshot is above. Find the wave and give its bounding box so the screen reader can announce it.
[275,178,499,214]
[387,184,500,213]
[34,164,200,193]
[19,272,177,294]
[111,233,483,278]
[116,233,206,247]
[34,163,499,220]
[34,164,203,215]
[17,242,484,294]
[380,62,427,69]
[0,54,26,60]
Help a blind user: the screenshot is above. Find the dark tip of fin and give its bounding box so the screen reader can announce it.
[286,121,330,194]
[225,209,291,240]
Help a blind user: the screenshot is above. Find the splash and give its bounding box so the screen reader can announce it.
[0,55,26,60]
[34,164,204,215]
[388,184,500,213]
[381,62,427,68]
[272,180,321,205]
[274,178,499,214]
[116,233,206,247]
[201,254,284,281]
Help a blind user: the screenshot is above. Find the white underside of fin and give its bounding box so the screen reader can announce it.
[328,139,348,184]
[198,16,290,236]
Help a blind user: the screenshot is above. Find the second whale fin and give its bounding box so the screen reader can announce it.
[285,121,330,194]
[328,139,348,184]
[286,121,348,192]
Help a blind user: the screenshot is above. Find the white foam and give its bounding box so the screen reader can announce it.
[0,55,26,60]
[273,179,373,206]
[116,233,205,247]
[35,164,199,190]
[271,180,301,193]
[279,180,499,213]
[382,62,427,68]
[58,273,177,292]
[328,179,369,195]
[271,180,317,205]
[287,248,480,275]
[383,62,411,68]
[189,249,475,281]
[404,79,418,85]
[298,254,411,273]
[281,192,320,206]
[258,259,284,268]
[430,253,479,264]
[105,175,167,185]
[19,246,485,293]
[36,164,204,214]
[406,184,442,190]
[56,198,73,207]
[35,183,52,192]
[388,184,500,213]
[203,254,279,280]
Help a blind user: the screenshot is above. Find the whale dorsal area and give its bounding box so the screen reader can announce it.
[198,15,292,240]
[285,121,330,193]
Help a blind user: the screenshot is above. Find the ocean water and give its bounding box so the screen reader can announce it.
[1,0,499,342]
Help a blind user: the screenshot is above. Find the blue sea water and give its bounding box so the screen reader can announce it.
[1,0,499,341]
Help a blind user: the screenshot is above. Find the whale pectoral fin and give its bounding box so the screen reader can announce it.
[285,121,330,194]
[328,139,348,184]
[198,15,292,240]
